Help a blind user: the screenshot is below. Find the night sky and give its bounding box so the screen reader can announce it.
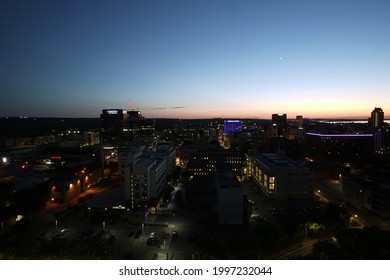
[1,0,390,119]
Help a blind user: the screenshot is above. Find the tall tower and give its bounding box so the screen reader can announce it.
[271,113,287,137]
[296,115,303,129]
[370,107,384,128]
[100,109,124,150]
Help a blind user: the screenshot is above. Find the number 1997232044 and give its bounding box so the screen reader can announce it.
[212,266,272,276]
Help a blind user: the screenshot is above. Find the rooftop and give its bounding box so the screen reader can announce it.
[133,157,157,168]
[252,153,307,171]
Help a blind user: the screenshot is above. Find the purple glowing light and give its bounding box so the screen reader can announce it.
[224,120,242,135]
[306,132,373,137]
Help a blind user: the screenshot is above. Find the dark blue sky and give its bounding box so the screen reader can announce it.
[1,0,390,118]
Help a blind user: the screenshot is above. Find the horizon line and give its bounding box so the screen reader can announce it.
[2,116,390,121]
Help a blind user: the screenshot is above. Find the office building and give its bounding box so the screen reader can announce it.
[369,107,385,128]
[187,150,243,177]
[271,113,287,137]
[100,109,125,150]
[306,132,374,163]
[246,153,314,200]
[118,145,145,174]
[123,143,176,211]
[122,112,155,141]
[100,107,155,173]
[155,144,176,175]
[124,157,166,212]
[223,120,242,135]
[183,167,244,225]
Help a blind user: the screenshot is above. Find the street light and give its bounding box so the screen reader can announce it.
[55,219,58,230]
[102,221,106,231]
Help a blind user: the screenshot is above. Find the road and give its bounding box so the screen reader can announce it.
[316,179,390,230]
[267,239,319,259]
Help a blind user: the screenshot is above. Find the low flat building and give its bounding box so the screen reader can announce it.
[187,149,243,178]
[306,132,375,164]
[306,161,351,179]
[50,168,101,203]
[246,153,314,200]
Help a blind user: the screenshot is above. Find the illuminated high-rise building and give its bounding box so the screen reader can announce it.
[271,113,287,137]
[123,111,155,141]
[100,109,126,173]
[100,106,155,173]
[100,109,124,150]
[272,113,287,126]
[246,153,314,200]
[369,107,384,128]
[223,120,242,135]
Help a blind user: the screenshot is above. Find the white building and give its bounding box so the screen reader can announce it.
[118,145,145,175]
[123,143,176,211]
[155,144,176,175]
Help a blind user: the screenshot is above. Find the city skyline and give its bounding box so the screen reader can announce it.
[1,0,390,119]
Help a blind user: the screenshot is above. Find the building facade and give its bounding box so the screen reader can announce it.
[306,132,374,164]
[271,113,288,137]
[246,153,314,200]
[100,108,155,174]
[342,174,390,218]
[187,150,243,177]
[223,120,242,135]
[124,157,166,212]
[369,107,385,128]
[50,168,101,203]
[123,143,176,212]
